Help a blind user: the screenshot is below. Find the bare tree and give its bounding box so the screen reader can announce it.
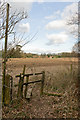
[0,1,28,40]
[0,2,38,58]
[66,3,80,53]
[66,12,78,38]
[72,41,80,53]
[6,31,38,59]
[67,12,80,53]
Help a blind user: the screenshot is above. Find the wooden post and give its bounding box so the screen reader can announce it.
[17,65,26,98]
[17,73,22,98]
[21,65,26,98]
[24,75,29,98]
[40,71,45,96]
[23,65,26,75]
[4,74,11,105]
[10,76,13,101]
[70,63,73,74]
[2,3,9,104]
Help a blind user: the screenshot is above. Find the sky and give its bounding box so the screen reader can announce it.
[2,0,79,54]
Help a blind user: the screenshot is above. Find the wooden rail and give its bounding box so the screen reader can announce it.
[23,80,42,85]
[16,66,45,99]
[16,72,43,77]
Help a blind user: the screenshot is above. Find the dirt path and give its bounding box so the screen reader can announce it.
[2,83,78,118]
[26,85,62,118]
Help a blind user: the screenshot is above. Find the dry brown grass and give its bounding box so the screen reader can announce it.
[2,58,79,118]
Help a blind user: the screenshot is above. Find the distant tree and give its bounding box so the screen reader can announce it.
[41,53,46,58]
[47,54,50,58]
[2,45,23,58]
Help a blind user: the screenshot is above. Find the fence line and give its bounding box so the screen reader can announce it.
[3,65,45,105]
[16,70,45,99]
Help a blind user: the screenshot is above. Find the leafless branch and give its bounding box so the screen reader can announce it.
[0,2,28,40]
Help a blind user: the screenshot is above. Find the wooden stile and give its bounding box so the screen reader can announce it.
[26,85,34,100]
[16,67,45,100]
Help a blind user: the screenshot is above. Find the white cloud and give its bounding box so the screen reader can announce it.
[45,10,60,20]
[45,15,55,20]
[45,2,78,30]
[18,23,30,33]
[45,2,78,39]
[23,47,58,54]
[46,20,66,30]
[61,2,78,21]
[46,32,69,45]
[9,2,32,13]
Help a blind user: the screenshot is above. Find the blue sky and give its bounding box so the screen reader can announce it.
[5,1,78,54]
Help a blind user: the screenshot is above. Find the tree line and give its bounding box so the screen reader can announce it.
[1,44,79,58]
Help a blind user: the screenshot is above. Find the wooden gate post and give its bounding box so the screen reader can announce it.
[10,76,13,101]
[4,74,11,105]
[40,71,45,96]
[21,65,26,98]
[17,65,26,98]
[24,75,29,98]
[2,3,9,105]
[17,73,22,98]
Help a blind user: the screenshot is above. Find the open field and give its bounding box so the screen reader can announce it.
[3,58,79,118]
[6,57,78,77]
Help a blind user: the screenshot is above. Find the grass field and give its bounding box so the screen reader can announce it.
[2,58,79,118]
